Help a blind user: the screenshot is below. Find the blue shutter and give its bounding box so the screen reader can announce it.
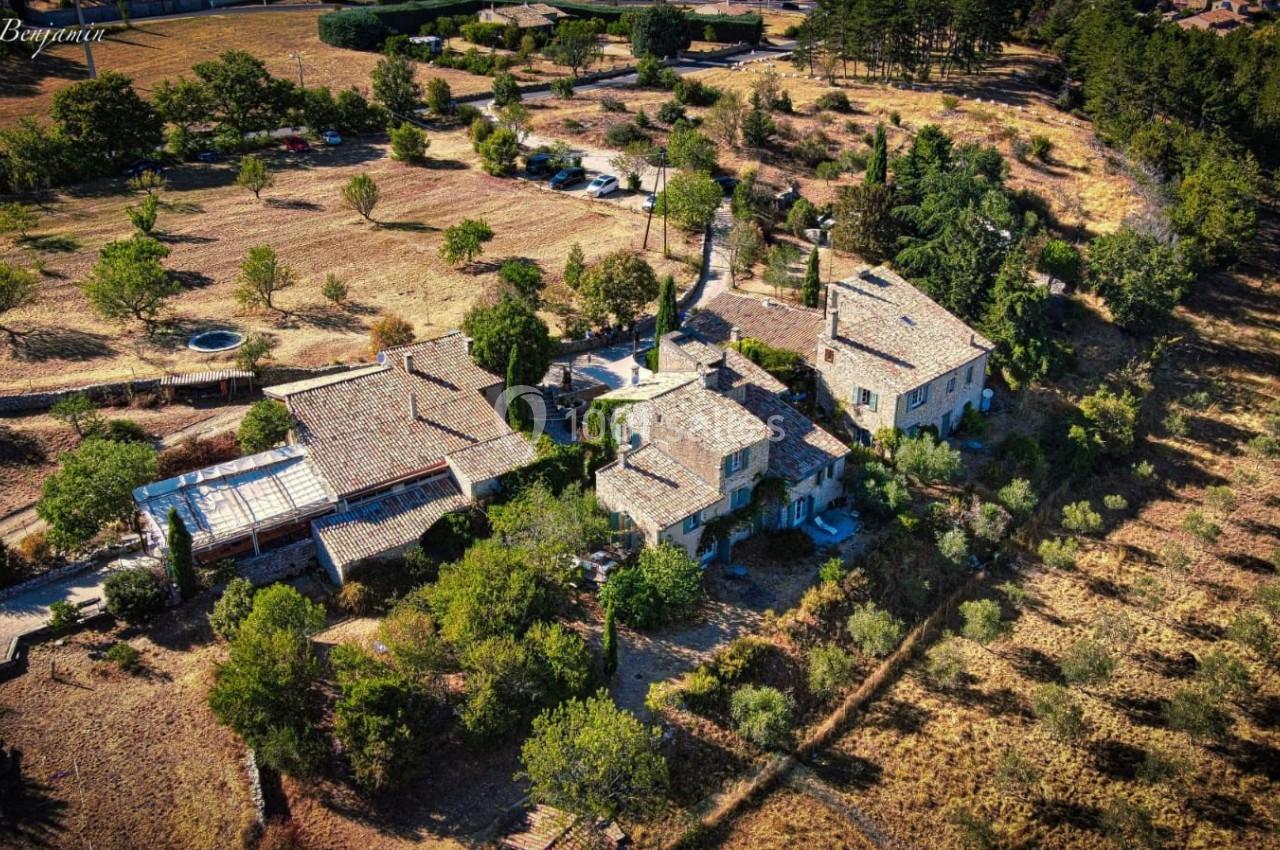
[869,391,878,412]
[741,447,750,469]
[722,455,732,476]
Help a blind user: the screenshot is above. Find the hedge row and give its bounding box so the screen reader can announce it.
[318,0,762,51]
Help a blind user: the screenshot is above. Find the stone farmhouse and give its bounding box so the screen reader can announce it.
[134,331,535,584]
[477,2,567,33]
[594,329,848,561]
[686,265,993,445]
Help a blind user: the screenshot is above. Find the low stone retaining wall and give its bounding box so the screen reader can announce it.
[238,539,317,587]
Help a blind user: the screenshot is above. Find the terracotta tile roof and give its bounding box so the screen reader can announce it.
[741,385,847,482]
[1176,7,1247,26]
[287,331,513,497]
[597,371,698,403]
[264,365,388,399]
[825,266,993,394]
[312,476,468,571]
[446,432,537,483]
[661,329,788,394]
[649,382,769,455]
[597,444,723,528]
[684,293,823,365]
[160,369,254,387]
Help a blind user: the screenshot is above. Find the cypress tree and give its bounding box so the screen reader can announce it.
[505,343,529,430]
[802,247,820,308]
[603,601,618,677]
[866,123,887,185]
[167,507,197,600]
[651,274,680,372]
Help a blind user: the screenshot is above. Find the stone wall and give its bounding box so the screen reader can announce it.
[237,540,317,587]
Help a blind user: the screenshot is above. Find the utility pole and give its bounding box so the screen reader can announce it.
[73,0,96,78]
[642,148,668,254]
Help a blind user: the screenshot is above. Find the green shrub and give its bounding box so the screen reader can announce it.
[818,556,846,584]
[1060,638,1116,686]
[679,666,721,714]
[1061,501,1102,534]
[815,91,851,112]
[1031,684,1086,742]
[1203,485,1236,515]
[106,641,141,672]
[895,433,961,483]
[604,121,649,149]
[238,400,292,454]
[209,577,256,641]
[807,643,855,699]
[47,600,82,634]
[847,601,903,658]
[598,543,704,630]
[1038,537,1079,570]
[1182,509,1221,544]
[729,685,793,749]
[959,599,1003,645]
[1102,494,1128,511]
[103,568,167,624]
[937,528,969,565]
[1164,685,1229,739]
[390,123,428,163]
[924,637,969,689]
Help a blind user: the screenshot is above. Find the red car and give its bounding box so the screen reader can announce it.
[282,136,310,153]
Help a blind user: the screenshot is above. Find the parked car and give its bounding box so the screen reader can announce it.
[773,186,801,210]
[282,136,310,153]
[195,150,220,163]
[713,175,739,195]
[586,174,619,198]
[321,130,342,146]
[526,152,555,177]
[642,193,657,212]
[549,166,587,190]
[123,159,163,178]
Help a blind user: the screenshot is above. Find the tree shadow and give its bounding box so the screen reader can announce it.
[288,306,368,334]
[9,327,114,362]
[1005,645,1063,685]
[1210,736,1280,781]
[158,233,218,246]
[17,234,80,253]
[1139,648,1196,680]
[422,158,469,171]
[0,741,69,847]
[160,200,204,215]
[172,270,216,289]
[1090,738,1144,781]
[807,750,884,792]
[1032,798,1100,833]
[1188,792,1259,831]
[867,697,931,734]
[1105,693,1167,729]
[379,221,438,233]
[0,424,46,466]
[1244,694,1280,731]
[265,198,324,212]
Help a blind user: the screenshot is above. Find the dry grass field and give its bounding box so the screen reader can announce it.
[0,125,694,394]
[0,613,258,850]
[0,10,614,128]
[684,45,1141,236]
[699,239,1280,848]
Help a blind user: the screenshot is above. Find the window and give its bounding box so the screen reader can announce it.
[682,512,702,534]
[965,365,974,385]
[827,461,837,481]
[732,486,751,510]
[824,348,835,363]
[856,387,879,412]
[907,384,929,409]
[724,447,749,475]
[946,376,956,394]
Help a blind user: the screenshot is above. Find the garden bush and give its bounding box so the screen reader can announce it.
[104,568,168,624]
[729,685,793,749]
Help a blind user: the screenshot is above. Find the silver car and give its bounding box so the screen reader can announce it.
[586,174,619,197]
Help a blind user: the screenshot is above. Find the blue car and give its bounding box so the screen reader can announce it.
[549,167,586,190]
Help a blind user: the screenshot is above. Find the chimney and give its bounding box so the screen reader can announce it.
[698,364,717,390]
[730,326,741,344]
[464,336,474,354]
[969,332,976,347]
[630,364,640,386]
[402,352,414,374]
[826,290,839,339]
[618,443,629,468]
[409,392,419,421]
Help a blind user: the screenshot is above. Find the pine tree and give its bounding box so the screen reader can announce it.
[603,601,618,678]
[866,123,887,185]
[167,507,197,600]
[505,343,530,430]
[564,243,586,290]
[802,247,820,308]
